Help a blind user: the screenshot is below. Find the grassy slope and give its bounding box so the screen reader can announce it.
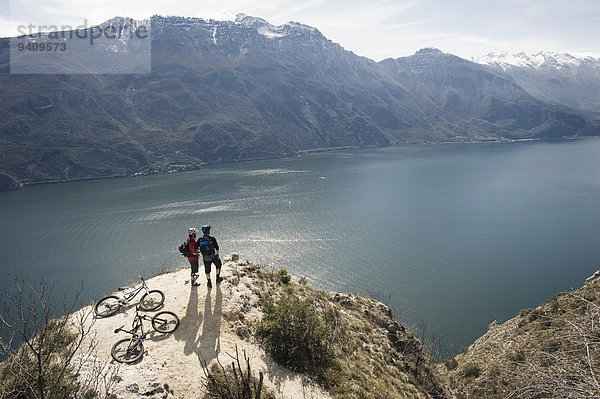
[232,263,450,399]
[443,278,600,399]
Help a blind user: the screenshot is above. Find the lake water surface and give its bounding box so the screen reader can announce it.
[1,140,599,357]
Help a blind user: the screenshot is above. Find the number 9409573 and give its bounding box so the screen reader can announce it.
[17,42,66,51]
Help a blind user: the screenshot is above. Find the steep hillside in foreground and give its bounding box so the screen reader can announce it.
[3,253,600,398]
[444,273,600,399]
[1,16,599,190]
[61,257,449,399]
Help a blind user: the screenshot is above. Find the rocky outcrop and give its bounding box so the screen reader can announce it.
[585,269,600,285]
[73,255,448,399]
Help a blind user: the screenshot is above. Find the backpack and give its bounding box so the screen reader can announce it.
[178,241,192,257]
[198,236,213,256]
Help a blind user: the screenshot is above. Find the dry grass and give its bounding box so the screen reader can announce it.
[445,280,600,399]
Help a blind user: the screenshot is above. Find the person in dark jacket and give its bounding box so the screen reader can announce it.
[186,227,201,286]
[199,225,223,289]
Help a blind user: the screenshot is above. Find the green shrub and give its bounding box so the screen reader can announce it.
[549,297,561,314]
[256,295,341,375]
[278,269,291,284]
[0,320,80,399]
[519,308,533,318]
[0,279,118,399]
[584,294,597,302]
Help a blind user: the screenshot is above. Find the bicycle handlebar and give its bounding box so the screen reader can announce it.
[114,326,124,334]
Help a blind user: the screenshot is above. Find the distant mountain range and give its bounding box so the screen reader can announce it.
[472,51,600,113]
[1,15,599,190]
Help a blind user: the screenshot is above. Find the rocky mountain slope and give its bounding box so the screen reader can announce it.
[473,52,600,113]
[380,48,594,141]
[1,16,599,190]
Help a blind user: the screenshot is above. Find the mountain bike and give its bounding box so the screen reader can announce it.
[94,275,165,317]
[111,306,180,364]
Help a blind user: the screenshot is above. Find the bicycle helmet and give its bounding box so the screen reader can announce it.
[188,227,198,236]
[201,225,211,234]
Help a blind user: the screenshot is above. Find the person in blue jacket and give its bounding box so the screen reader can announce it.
[199,225,223,289]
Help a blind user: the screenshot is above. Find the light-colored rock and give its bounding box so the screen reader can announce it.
[330,292,357,309]
[586,270,600,285]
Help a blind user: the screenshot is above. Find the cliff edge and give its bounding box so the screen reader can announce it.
[5,254,597,398]
[74,255,449,399]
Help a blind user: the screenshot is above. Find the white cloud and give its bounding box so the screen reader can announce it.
[270,0,323,21]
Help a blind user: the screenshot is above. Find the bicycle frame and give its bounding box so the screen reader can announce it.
[123,311,146,336]
[119,277,151,304]
[114,314,145,352]
[112,308,179,363]
[118,306,166,335]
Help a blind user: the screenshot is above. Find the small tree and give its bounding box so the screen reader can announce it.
[0,278,102,399]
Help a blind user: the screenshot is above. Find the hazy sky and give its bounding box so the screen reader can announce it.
[2,0,599,60]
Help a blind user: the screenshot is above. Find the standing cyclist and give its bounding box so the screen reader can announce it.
[187,227,201,286]
[198,225,223,288]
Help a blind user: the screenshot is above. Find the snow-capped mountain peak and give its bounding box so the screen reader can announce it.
[471,51,599,72]
[470,51,600,113]
[234,13,319,39]
[234,13,270,28]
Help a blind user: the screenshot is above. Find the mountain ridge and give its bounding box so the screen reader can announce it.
[472,51,600,71]
[0,15,599,191]
[472,51,600,112]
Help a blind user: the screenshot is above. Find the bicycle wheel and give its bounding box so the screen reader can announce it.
[111,338,144,364]
[151,311,180,333]
[139,290,165,311]
[94,296,121,317]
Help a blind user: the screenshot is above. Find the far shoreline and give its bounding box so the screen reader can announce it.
[4,135,598,193]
